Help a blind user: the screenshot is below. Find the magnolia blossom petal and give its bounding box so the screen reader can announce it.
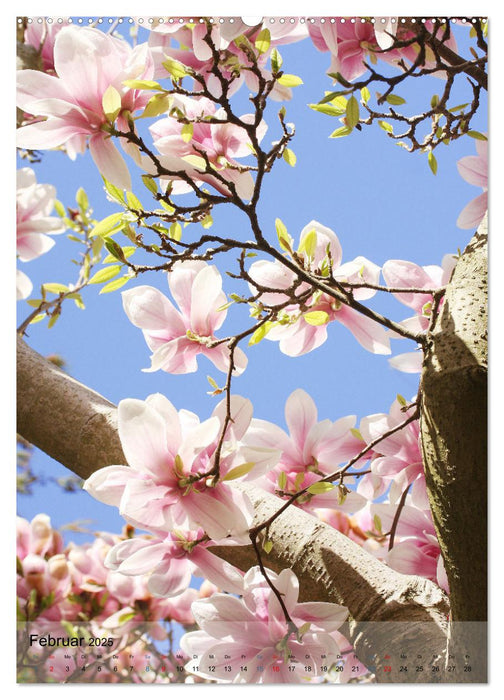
[181,486,251,540]
[83,466,132,506]
[17,232,56,263]
[457,154,488,188]
[106,539,167,575]
[89,133,132,191]
[190,264,227,335]
[148,557,193,597]
[190,548,244,595]
[117,398,171,479]
[122,285,185,333]
[16,269,33,300]
[457,191,488,230]
[146,337,199,374]
[389,351,423,373]
[387,542,438,579]
[336,306,391,355]
[16,119,82,151]
[285,389,318,452]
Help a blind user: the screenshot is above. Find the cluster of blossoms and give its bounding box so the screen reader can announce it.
[308,18,458,81]
[16,514,205,682]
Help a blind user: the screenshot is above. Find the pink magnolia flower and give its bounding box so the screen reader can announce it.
[244,388,367,513]
[359,398,428,511]
[16,26,154,190]
[248,220,391,356]
[24,19,70,73]
[104,527,245,598]
[456,137,488,229]
[83,393,280,542]
[17,514,64,560]
[371,502,448,592]
[148,95,267,200]
[180,566,348,683]
[122,260,248,375]
[383,254,457,373]
[16,167,66,299]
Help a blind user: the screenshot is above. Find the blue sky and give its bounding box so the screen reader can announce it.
[16,19,488,545]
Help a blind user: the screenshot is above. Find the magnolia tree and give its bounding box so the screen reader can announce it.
[16,15,488,684]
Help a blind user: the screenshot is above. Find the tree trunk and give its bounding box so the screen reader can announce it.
[420,215,487,679]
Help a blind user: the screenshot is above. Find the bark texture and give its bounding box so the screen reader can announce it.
[420,216,488,624]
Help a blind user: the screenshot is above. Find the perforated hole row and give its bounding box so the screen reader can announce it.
[17,16,488,25]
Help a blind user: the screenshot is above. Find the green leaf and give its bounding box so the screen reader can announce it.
[248,322,271,346]
[396,394,407,407]
[328,72,352,87]
[102,84,122,122]
[47,313,60,329]
[255,28,271,54]
[467,130,487,141]
[329,125,353,138]
[278,471,287,491]
[298,228,317,259]
[141,174,158,195]
[30,314,46,325]
[123,79,163,91]
[283,148,296,166]
[169,222,182,241]
[201,214,213,229]
[88,265,122,285]
[76,187,89,213]
[360,86,371,104]
[54,199,66,217]
[263,540,273,554]
[99,275,130,294]
[373,514,382,534]
[303,311,329,326]
[126,191,142,211]
[103,245,135,263]
[163,58,190,80]
[275,218,293,254]
[350,427,363,441]
[428,150,438,175]
[277,73,303,87]
[318,90,349,105]
[223,462,256,481]
[90,212,124,238]
[103,178,125,205]
[103,238,127,263]
[346,95,360,128]
[309,102,346,116]
[307,481,335,495]
[118,610,136,625]
[386,94,406,106]
[207,375,219,390]
[141,94,172,119]
[378,120,394,133]
[448,103,469,113]
[181,122,194,143]
[270,47,283,72]
[42,283,69,294]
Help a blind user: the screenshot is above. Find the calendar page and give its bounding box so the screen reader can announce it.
[16,14,488,684]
